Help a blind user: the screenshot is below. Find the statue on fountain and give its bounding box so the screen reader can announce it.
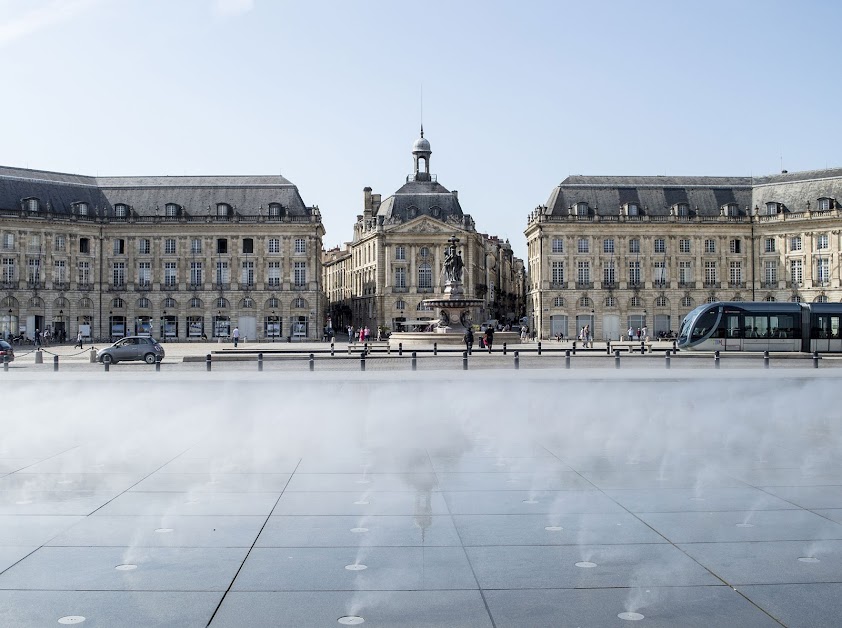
[443,236,464,285]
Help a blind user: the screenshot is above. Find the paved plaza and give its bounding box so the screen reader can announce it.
[1,370,841,626]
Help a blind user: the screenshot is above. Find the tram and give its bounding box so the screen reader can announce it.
[677,301,842,352]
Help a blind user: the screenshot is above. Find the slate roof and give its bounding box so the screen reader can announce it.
[374,178,466,223]
[751,168,842,214]
[0,166,312,217]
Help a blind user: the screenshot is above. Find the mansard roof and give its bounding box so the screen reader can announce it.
[374,178,465,224]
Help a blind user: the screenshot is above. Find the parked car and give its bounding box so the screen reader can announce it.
[97,336,165,365]
[0,340,14,363]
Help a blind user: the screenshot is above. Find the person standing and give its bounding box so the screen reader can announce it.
[75,330,83,349]
[642,326,648,341]
[520,326,528,343]
[484,326,494,353]
[232,326,240,347]
[464,327,474,354]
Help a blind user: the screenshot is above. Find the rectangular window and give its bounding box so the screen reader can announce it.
[729,261,742,285]
[818,198,832,211]
[552,238,564,253]
[628,261,640,284]
[295,238,306,254]
[654,261,667,285]
[577,238,589,254]
[395,245,406,260]
[2,258,15,282]
[679,261,692,285]
[817,258,830,284]
[113,239,125,255]
[138,261,151,286]
[190,262,203,286]
[790,236,802,252]
[729,239,741,254]
[191,238,202,254]
[679,238,691,254]
[79,238,90,254]
[215,261,229,283]
[394,266,406,288]
[164,238,176,255]
[26,258,40,283]
[654,238,666,254]
[54,234,65,252]
[138,239,151,255]
[764,238,776,253]
[242,238,254,254]
[112,262,125,286]
[577,261,590,285]
[790,259,803,284]
[2,233,13,250]
[241,261,254,285]
[267,261,280,286]
[217,238,228,254]
[817,234,829,250]
[603,261,615,285]
[764,261,777,285]
[53,260,66,283]
[551,261,564,284]
[268,238,280,254]
[704,239,716,253]
[629,239,640,254]
[78,261,90,284]
[164,262,177,286]
[704,261,717,285]
[603,238,614,254]
[294,261,306,286]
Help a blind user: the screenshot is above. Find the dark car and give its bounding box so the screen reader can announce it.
[0,340,14,363]
[97,336,165,365]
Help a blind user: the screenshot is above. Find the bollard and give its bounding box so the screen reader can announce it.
[537,341,542,356]
[813,351,820,369]
[665,353,671,369]
[360,354,366,371]
[387,343,391,355]
[572,341,576,356]
[565,349,571,369]
[411,351,417,371]
[3,354,8,372]
[672,340,677,354]
[606,341,611,355]
[434,342,438,356]
[330,342,335,357]
[89,347,97,363]
[399,342,403,356]
[462,351,468,370]
[35,350,43,364]
[764,350,770,369]
[714,350,720,369]
[155,355,161,372]
[640,340,645,354]
[53,355,59,372]
[104,360,110,372]
[614,349,621,369]
[514,350,519,370]
[258,353,263,372]
[206,353,212,371]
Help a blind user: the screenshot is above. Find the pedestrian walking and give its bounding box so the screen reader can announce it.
[520,326,528,343]
[627,326,633,341]
[464,328,474,354]
[75,330,83,349]
[232,326,240,347]
[484,326,494,353]
[642,326,648,341]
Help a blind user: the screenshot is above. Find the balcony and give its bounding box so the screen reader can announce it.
[602,281,617,289]
[416,287,434,293]
[189,282,203,291]
[549,282,566,289]
[266,279,281,288]
[213,283,230,291]
[26,281,44,290]
[108,284,126,292]
[238,282,256,291]
[678,281,694,289]
[575,281,593,289]
[628,282,642,289]
[135,282,153,291]
[78,283,94,292]
[52,281,70,291]
[761,281,778,289]
[0,280,18,290]
[392,286,408,293]
[728,282,746,289]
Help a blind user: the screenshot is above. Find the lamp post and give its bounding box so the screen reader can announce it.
[271,309,276,342]
[643,309,648,338]
[590,308,595,344]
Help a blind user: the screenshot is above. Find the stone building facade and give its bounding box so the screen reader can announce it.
[0,166,324,342]
[525,168,842,340]
[322,131,525,335]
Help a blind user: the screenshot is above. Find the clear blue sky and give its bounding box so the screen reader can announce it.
[2,0,841,260]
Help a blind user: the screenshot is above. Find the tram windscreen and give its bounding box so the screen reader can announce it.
[690,308,719,341]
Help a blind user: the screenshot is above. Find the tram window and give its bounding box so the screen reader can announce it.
[744,315,767,338]
[812,315,841,339]
[769,314,798,339]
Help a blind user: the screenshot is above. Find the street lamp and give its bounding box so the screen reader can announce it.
[271,309,276,342]
[590,308,595,344]
[643,309,648,339]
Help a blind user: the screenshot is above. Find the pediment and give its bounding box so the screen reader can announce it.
[388,216,452,234]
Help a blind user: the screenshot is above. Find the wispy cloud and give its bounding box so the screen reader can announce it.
[0,0,102,48]
[212,0,254,18]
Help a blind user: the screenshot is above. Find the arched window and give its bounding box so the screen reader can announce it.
[190,297,203,308]
[630,296,643,308]
[764,295,776,302]
[417,301,433,311]
[162,297,177,309]
[553,297,565,307]
[395,299,407,310]
[293,297,308,309]
[29,296,44,308]
[241,297,255,308]
[112,297,124,308]
[681,296,693,308]
[137,297,151,308]
[655,296,668,308]
[216,297,229,309]
[53,297,70,308]
[418,263,432,288]
[266,297,279,309]
[79,297,93,309]
[579,296,591,308]
[419,247,429,258]
[814,295,828,303]
[604,296,616,308]
[790,295,801,303]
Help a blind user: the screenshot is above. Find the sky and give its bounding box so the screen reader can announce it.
[2,0,841,261]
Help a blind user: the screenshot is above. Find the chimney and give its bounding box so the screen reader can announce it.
[363,187,372,210]
[452,190,458,200]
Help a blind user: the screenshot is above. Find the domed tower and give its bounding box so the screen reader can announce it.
[411,126,432,182]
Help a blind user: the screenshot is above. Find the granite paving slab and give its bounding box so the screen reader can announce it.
[0,490,119,515]
[435,471,594,491]
[129,472,291,493]
[605,486,799,513]
[272,491,449,516]
[93,491,280,516]
[0,473,144,492]
[0,515,85,546]
[738,583,842,628]
[284,472,438,493]
[760,485,842,510]
[442,490,625,515]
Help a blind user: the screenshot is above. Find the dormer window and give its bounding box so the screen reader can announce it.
[673,203,689,217]
[765,202,780,215]
[216,203,231,218]
[576,202,589,217]
[626,203,640,217]
[723,203,739,217]
[165,203,180,218]
[114,204,128,218]
[268,203,282,218]
[817,197,833,211]
[24,198,39,212]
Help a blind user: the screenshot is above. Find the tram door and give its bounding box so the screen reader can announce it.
[724,313,742,350]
